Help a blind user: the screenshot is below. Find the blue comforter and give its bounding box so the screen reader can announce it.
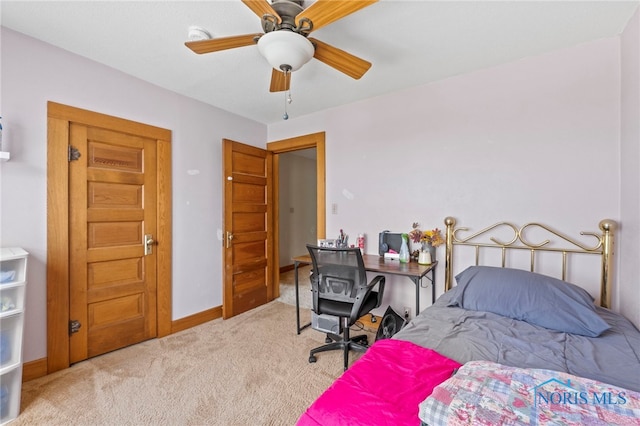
[394,287,640,393]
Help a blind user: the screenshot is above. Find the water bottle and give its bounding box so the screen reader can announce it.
[399,234,410,263]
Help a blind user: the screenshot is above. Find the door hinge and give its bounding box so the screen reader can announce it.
[69,319,82,335]
[68,145,81,162]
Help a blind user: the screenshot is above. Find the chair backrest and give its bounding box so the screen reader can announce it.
[306,245,367,306]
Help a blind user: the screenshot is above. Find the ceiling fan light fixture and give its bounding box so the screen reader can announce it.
[257,31,314,72]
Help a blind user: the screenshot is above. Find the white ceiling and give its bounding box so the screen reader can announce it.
[2,1,638,125]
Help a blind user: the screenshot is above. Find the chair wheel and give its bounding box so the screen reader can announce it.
[309,355,317,363]
[325,336,332,343]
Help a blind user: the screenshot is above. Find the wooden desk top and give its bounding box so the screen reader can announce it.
[293,253,437,279]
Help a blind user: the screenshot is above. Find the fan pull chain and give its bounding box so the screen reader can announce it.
[283,68,292,120]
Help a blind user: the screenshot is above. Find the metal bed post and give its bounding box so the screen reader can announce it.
[444,216,456,292]
[599,219,616,309]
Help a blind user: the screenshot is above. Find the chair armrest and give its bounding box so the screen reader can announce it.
[368,275,386,308]
[349,275,385,325]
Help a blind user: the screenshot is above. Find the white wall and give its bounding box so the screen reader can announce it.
[269,36,635,323]
[278,152,317,267]
[619,7,640,328]
[0,28,266,362]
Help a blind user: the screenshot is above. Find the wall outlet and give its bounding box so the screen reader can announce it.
[403,307,411,319]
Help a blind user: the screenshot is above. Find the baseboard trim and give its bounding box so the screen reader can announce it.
[23,357,48,382]
[171,305,223,334]
[279,264,295,273]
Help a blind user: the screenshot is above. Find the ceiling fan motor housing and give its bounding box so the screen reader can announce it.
[264,0,309,33]
[271,0,304,22]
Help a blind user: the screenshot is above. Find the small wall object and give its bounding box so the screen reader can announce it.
[0,116,8,161]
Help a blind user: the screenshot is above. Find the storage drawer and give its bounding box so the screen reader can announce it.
[0,257,26,285]
[0,365,22,425]
[0,283,25,318]
[0,314,23,371]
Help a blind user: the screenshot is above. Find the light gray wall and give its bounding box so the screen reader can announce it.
[269,34,639,326]
[1,28,266,362]
[619,7,640,328]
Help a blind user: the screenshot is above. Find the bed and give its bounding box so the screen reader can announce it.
[296,217,640,425]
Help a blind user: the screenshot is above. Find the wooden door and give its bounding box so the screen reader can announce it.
[223,140,273,318]
[68,124,157,362]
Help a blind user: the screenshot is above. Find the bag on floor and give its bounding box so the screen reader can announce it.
[375,306,407,341]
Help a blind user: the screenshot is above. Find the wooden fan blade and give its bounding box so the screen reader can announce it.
[185,33,262,54]
[296,0,377,32]
[241,0,281,23]
[309,37,371,79]
[270,69,291,92]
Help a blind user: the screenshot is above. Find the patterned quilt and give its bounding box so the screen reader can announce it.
[419,361,640,425]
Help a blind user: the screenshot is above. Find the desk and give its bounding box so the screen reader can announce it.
[292,254,437,334]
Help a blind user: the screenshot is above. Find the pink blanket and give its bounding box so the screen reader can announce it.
[297,339,461,426]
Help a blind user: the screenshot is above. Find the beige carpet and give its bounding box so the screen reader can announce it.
[16,300,374,426]
[276,265,313,310]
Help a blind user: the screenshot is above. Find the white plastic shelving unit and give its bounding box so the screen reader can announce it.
[0,248,28,425]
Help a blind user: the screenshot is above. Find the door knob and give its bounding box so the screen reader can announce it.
[144,234,155,255]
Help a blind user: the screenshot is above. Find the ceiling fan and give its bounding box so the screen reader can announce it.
[185,0,377,93]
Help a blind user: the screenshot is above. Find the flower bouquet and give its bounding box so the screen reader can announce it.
[409,222,444,263]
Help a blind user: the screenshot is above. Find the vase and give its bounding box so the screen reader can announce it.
[418,250,432,265]
[422,242,436,262]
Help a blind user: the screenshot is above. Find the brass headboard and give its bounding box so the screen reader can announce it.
[444,217,616,308]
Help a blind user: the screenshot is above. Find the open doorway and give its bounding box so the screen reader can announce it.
[267,132,326,299]
[278,148,317,272]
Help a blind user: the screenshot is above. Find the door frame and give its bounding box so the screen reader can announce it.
[267,131,326,297]
[46,101,172,373]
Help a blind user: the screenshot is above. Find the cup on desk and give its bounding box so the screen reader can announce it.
[418,251,432,265]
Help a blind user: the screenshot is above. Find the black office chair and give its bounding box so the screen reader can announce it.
[306,244,385,371]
